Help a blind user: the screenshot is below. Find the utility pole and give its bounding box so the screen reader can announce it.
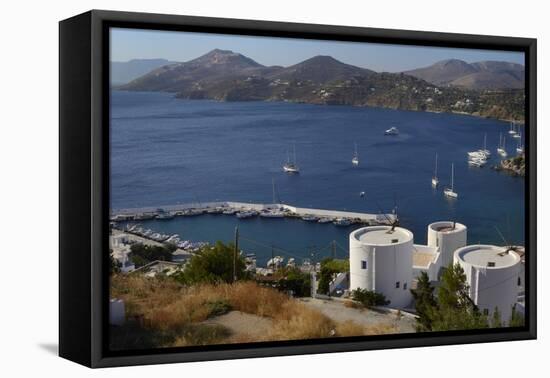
[271,244,275,273]
[233,226,239,283]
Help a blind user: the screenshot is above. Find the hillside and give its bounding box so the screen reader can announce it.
[111,58,176,85]
[119,50,525,121]
[405,59,524,90]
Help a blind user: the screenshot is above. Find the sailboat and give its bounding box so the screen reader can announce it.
[283,143,300,173]
[431,153,439,187]
[516,135,524,154]
[497,133,507,157]
[443,163,458,199]
[508,122,517,135]
[352,142,359,166]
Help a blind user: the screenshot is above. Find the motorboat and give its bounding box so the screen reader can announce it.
[333,218,352,226]
[384,126,399,135]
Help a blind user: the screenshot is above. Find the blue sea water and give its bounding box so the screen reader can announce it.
[111,90,525,264]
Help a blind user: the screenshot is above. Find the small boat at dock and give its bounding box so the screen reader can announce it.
[333,218,352,226]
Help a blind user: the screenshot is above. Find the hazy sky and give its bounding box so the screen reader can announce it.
[111,28,525,72]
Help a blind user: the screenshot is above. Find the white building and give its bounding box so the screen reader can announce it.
[412,221,466,281]
[454,244,522,322]
[350,226,414,308]
[110,233,135,273]
[427,221,467,269]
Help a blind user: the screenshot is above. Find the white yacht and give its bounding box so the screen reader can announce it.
[468,134,490,160]
[497,133,507,157]
[432,153,439,188]
[384,126,399,136]
[468,158,486,167]
[443,163,458,199]
[352,142,359,166]
[283,143,300,173]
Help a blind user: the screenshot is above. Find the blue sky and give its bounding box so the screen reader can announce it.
[111,28,524,72]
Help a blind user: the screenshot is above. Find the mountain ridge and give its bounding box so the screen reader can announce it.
[404,59,524,89]
[118,50,525,121]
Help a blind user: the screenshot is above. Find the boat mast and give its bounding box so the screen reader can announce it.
[272,178,276,204]
[434,153,438,178]
[293,143,297,164]
[451,163,454,191]
[483,133,487,150]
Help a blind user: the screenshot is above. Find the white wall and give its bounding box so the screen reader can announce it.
[1,0,546,377]
[350,227,413,308]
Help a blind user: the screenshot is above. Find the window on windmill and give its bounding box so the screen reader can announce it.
[403,282,407,290]
[361,260,367,270]
[487,262,496,267]
[391,239,399,244]
[395,281,400,289]
[518,277,521,286]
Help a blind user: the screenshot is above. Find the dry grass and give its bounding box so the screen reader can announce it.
[110,275,398,349]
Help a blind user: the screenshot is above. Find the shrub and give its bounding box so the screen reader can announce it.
[351,288,390,307]
[205,300,232,318]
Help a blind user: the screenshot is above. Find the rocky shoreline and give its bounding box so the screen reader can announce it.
[494,154,525,177]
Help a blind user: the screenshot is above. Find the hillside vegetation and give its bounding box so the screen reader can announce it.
[110,275,396,350]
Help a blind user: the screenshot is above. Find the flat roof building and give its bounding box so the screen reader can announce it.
[454,244,521,322]
[350,226,414,308]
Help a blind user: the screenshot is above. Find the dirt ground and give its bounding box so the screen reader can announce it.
[204,311,274,341]
[299,298,416,333]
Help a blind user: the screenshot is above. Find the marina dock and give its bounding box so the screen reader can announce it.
[111,201,396,225]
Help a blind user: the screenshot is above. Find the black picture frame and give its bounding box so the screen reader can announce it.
[59,9,537,368]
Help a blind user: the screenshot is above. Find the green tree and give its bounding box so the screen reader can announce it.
[431,264,488,331]
[509,305,525,327]
[272,267,312,297]
[129,243,175,267]
[317,258,349,295]
[109,250,121,274]
[491,307,503,328]
[410,272,437,332]
[174,241,247,285]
